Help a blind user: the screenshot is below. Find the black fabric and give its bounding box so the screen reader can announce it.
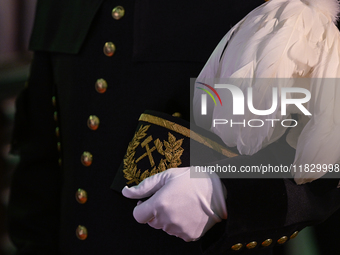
[314,209,340,255]
[131,0,264,63]
[10,0,270,254]
[111,110,237,191]
[29,0,264,60]
[8,52,61,254]
[307,177,340,196]
[8,0,340,254]
[29,0,104,54]
[201,138,340,254]
[202,139,292,254]
[111,110,193,191]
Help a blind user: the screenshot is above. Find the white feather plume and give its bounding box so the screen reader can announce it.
[301,0,340,22]
[194,0,340,184]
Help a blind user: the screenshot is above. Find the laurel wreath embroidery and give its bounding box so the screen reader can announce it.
[123,124,184,185]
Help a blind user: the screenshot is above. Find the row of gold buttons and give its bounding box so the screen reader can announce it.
[75,6,125,241]
[231,231,299,251]
[103,6,125,57]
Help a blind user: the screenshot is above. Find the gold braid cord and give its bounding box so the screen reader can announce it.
[139,114,238,158]
[123,124,184,185]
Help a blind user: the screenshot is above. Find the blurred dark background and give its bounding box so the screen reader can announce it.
[0,0,36,254]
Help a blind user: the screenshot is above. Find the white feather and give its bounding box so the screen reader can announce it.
[193,0,340,184]
[302,0,340,22]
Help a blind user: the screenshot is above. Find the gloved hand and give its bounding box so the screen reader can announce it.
[122,166,228,241]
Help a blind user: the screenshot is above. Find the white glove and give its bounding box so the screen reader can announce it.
[122,166,228,242]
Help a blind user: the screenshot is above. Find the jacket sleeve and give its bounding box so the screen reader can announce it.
[8,51,62,255]
[200,136,340,254]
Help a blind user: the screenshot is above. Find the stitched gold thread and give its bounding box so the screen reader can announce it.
[123,125,150,185]
[123,124,184,185]
[139,114,238,158]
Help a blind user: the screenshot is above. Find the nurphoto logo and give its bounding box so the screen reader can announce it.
[196,82,312,128]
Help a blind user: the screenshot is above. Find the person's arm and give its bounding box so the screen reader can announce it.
[123,135,340,254]
[8,52,62,254]
[203,138,340,254]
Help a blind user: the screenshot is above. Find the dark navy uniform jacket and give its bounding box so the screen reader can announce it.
[8,0,340,254]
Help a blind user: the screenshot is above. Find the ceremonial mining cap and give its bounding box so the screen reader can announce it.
[111,110,238,192]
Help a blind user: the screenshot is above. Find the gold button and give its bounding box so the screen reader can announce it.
[81,151,93,167]
[54,111,58,121]
[87,115,100,130]
[55,127,60,137]
[172,112,182,118]
[103,42,116,57]
[57,142,61,151]
[246,241,257,249]
[277,236,288,244]
[76,189,88,204]
[58,158,62,166]
[95,79,108,93]
[290,231,299,239]
[52,96,56,106]
[76,225,88,240]
[231,243,243,251]
[112,6,125,20]
[261,239,273,247]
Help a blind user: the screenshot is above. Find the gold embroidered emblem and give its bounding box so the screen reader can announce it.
[123,125,184,185]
